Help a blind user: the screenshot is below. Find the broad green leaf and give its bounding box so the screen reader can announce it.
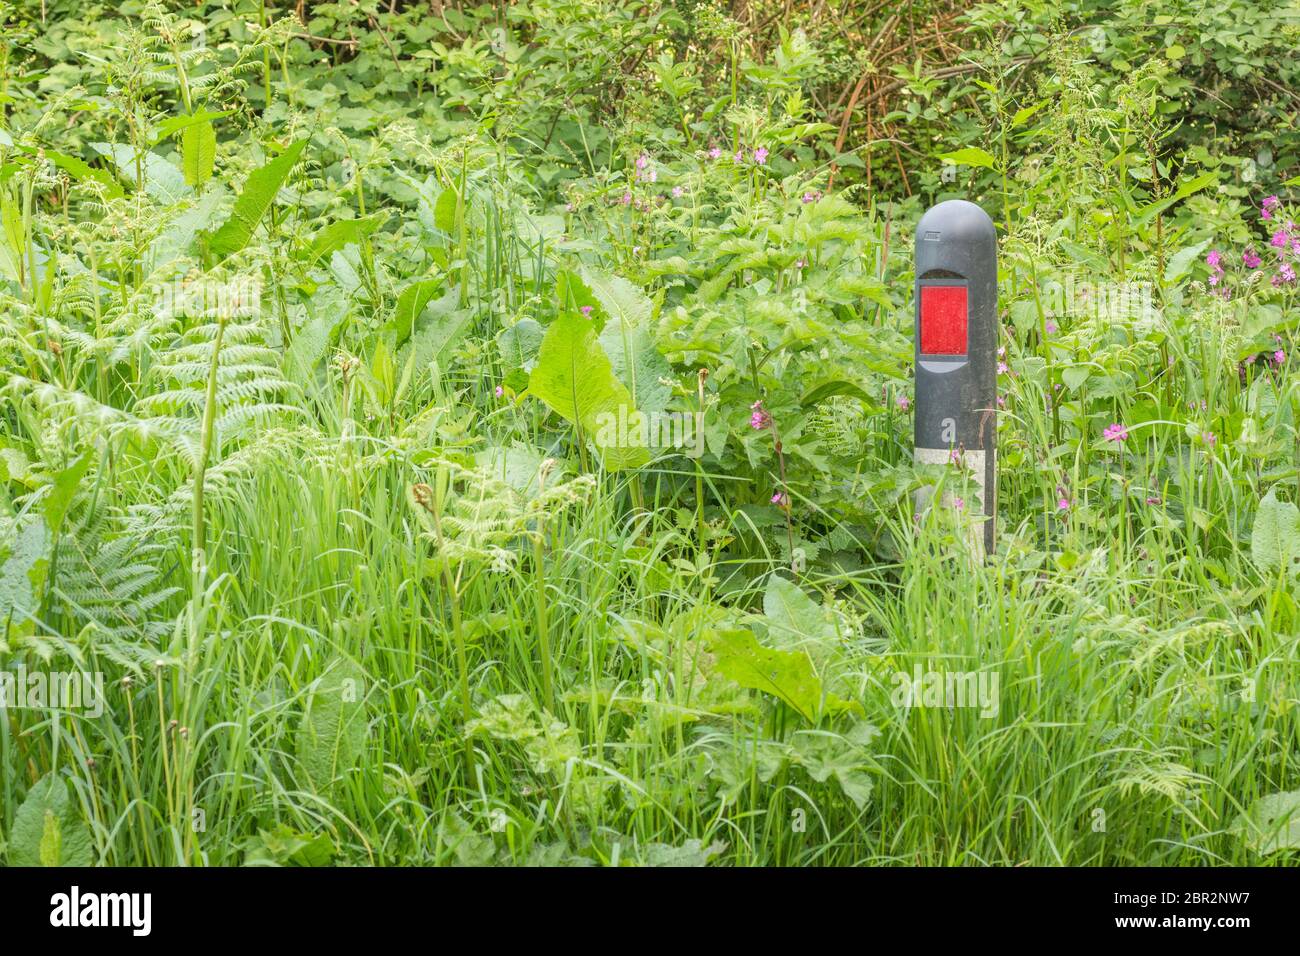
[241,824,336,867]
[1058,238,1109,271]
[207,138,307,262]
[328,246,362,293]
[0,445,33,486]
[464,693,539,743]
[434,187,459,235]
[529,311,650,471]
[476,443,548,499]
[579,265,670,416]
[285,282,347,384]
[1061,365,1090,391]
[303,212,388,269]
[938,146,997,169]
[464,694,580,775]
[8,772,93,866]
[397,286,472,373]
[1134,172,1217,225]
[440,811,496,866]
[39,810,63,867]
[709,627,824,722]
[296,655,368,793]
[23,147,123,200]
[791,731,875,809]
[369,339,397,407]
[1165,238,1211,283]
[555,269,604,323]
[580,266,655,330]
[1011,100,1049,128]
[90,142,190,204]
[497,318,545,372]
[388,277,443,347]
[638,840,727,866]
[800,379,876,409]
[152,109,232,145]
[43,450,91,536]
[181,119,216,187]
[833,769,874,809]
[1,517,50,641]
[598,319,672,415]
[145,187,226,273]
[0,197,23,282]
[1250,487,1300,576]
[763,574,838,660]
[1240,790,1300,854]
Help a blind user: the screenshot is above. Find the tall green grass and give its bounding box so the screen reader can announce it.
[2,2,1298,868]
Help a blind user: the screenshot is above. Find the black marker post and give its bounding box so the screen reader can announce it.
[914,200,998,557]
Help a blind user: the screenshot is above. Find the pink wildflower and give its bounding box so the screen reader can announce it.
[1103,423,1128,443]
[749,401,771,430]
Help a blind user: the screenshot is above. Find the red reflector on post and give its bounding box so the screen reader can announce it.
[919,285,968,355]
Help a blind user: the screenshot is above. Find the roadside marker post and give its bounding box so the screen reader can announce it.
[913,199,998,557]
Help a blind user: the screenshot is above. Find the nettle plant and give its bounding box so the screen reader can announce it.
[546,100,910,572]
[653,184,903,556]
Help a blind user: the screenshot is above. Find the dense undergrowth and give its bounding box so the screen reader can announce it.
[1,0,1299,865]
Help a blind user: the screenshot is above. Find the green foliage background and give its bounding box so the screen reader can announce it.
[1,0,1299,866]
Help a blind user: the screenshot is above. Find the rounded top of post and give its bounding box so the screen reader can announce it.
[915,199,997,248]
